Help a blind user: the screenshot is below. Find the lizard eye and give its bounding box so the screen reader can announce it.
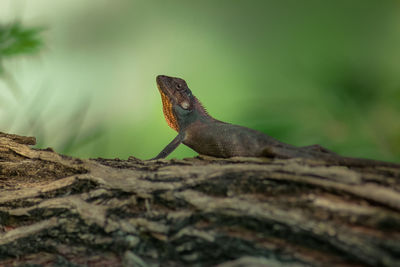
[176,84,182,90]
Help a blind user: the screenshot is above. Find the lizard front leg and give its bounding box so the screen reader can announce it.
[151,133,185,160]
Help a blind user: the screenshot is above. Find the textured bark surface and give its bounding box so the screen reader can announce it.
[0,133,400,267]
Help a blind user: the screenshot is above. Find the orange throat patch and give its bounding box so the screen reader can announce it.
[159,89,179,132]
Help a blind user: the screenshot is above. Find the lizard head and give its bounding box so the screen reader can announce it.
[156,75,194,131]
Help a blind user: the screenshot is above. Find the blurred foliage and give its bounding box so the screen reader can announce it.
[0,23,43,58]
[0,22,43,73]
[0,21,103,155]
[0,22,43,97]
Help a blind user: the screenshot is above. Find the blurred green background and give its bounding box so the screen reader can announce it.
[1,0,399,162]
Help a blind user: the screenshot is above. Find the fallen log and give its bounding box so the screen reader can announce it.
[0,132,399,266]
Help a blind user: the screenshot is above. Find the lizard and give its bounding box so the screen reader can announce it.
[152,75,337,160]
[151,75,399,167]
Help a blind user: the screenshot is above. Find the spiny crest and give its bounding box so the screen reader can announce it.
[193,96,210,117]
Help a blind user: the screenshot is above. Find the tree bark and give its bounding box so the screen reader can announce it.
[0,132,399,267]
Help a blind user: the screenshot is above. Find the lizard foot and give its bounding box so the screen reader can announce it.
[301,144,337,155]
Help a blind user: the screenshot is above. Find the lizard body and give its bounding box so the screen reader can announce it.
[152,75,334,160]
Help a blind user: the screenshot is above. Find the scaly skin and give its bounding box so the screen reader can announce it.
[152,75,336,160]
[152,75,400,168]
